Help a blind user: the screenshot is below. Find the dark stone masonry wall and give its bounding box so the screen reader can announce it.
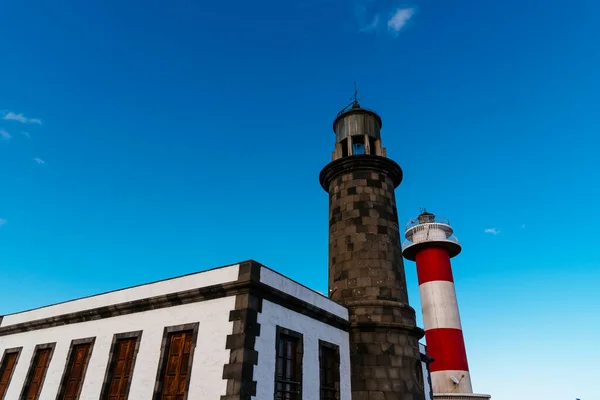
[328,168,408,304]
[321,155,425,400]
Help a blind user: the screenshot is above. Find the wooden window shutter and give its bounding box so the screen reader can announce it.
[159,331,193,400]
[21,346,54,400]
[104,337,138,400]
[57,340,94,400]
[0,350,20,399]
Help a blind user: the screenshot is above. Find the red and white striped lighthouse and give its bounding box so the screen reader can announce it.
[402,210,490,399]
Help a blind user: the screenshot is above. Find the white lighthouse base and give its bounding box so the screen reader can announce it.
[434,394,491,400]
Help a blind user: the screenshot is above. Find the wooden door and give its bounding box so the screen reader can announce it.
[59,343,92,400]
[23,348,52,400]
[0,352,18,399]
[160,331,193,400]
[106,338,137,400]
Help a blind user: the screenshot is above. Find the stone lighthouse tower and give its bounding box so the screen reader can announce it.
[319,96,426,400]
[402,210,490,400]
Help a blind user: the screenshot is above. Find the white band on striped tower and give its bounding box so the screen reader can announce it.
[419,280,463,331]
[432,370,473,394]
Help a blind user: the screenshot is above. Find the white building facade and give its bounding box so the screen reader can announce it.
[0,260,432,400]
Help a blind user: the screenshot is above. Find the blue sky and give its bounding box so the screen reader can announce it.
[1,0,598,398]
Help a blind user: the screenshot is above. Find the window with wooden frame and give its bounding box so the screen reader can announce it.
[56,337,95,400]
[274,327,303,400]
[0,347,22,400]
[99,331,143,400]
[152,323,199,400]
[318,341,340,400]
[19,343,56,400]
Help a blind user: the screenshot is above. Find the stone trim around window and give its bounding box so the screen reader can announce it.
[0,347,23,400]
[18,342,56,400]
[152,323,200,400]
[274,326,304,400]
[98,330,143,400]
[55,337,96,400]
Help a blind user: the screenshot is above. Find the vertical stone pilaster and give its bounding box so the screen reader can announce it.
[221,261,263,400]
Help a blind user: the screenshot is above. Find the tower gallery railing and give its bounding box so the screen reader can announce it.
[404,215,451,232]
[401,223,460,252]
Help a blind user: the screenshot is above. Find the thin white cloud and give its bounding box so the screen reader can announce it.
[0,129,11,140]
[3,111,42,125]
[21,131,30,138]
[360,14,380,32]
[484,228,500,235]
[387,7,414,33]
[34,157,46,165]
[0,218,6,227]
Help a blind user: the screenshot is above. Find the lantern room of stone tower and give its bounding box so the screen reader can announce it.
[331,100,389,161]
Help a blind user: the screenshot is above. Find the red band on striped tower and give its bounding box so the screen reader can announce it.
[415,247,454,285]
[425,328,470,372]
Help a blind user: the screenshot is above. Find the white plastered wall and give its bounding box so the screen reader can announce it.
[254,299,351,400]
[0,296,235,400]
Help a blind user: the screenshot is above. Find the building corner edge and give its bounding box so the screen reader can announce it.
[221,260,264,400]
